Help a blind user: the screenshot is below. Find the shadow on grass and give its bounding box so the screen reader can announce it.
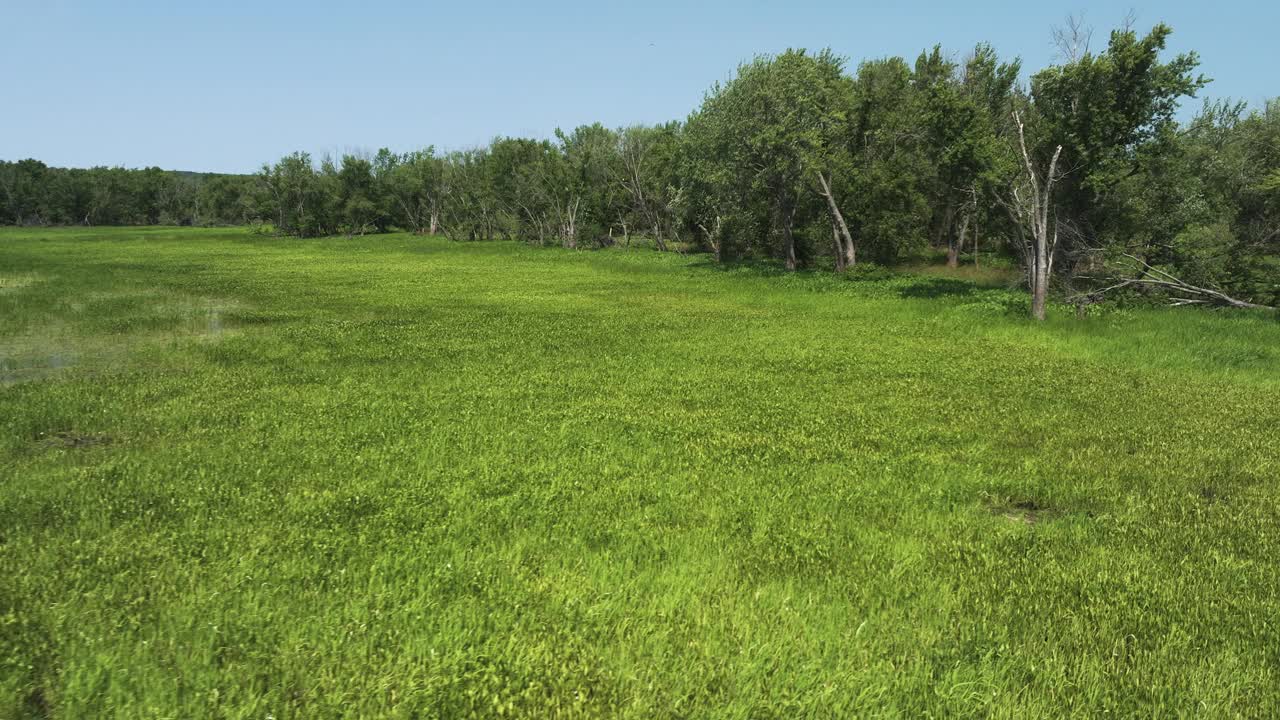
[685,256,903,284]
[685,256,799,279]
[898,277,977,300]
[681,251,1022,299]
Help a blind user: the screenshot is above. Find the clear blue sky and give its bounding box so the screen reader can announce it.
[3,1,1276,174]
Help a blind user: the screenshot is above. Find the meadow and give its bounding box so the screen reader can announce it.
[2,226,1279,718]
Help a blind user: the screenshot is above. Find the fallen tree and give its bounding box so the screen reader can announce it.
[1074,253,1277,312]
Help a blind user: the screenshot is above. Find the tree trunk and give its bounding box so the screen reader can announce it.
[831,222,846,272]
[939,202,957,265]
[1029,201,1055,321]
[973,218,980,268]
[932,201,955,253]
[783,206,797,271]
[652,222,668,252]
[697,217,722,264]
[1012,110,1064,322]
[948,212,969,268]
[817,172,855,269]
[563,198,579,249]
[1031,264,1049,321]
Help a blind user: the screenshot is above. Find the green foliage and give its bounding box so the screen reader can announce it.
[688,49,856,267]
[1029,23,1208,250]
[847,57,928,263]
[0,161,255,227]
[1119,98,1280,306]
[378,146,445,235]
[618,122,684,247]
[2,227,1279,716]
[557,123,625,243]
[1,22,1274,306]
[1168,222,1236,287]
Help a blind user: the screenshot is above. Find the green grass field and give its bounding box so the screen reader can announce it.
[2,227,1279,718]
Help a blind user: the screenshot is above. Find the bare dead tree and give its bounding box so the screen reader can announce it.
[1003,110,1065,320]
[1121,8,1139,32]
[617,128,682,252]
[1051,13,1093,63]
[617,129,656,248]
[558,197,580,249]
[1074,254,1277,312]
[695,215,724,263]
[517,202,548,246]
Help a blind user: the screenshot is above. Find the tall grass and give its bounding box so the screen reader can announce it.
[2,227,1278,717]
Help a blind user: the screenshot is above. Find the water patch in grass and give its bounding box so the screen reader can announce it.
[0,295,241,385]
[0,351,78,385]
[180,304,231,338]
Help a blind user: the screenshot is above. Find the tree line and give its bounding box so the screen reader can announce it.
[3,22,1277,315]
[0,163,257,227]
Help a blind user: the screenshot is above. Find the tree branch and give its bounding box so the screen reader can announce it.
[1072,253,1277,312]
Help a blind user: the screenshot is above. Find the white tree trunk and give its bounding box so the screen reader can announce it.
[817,172,856,270]
[1012,110,1063,321]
